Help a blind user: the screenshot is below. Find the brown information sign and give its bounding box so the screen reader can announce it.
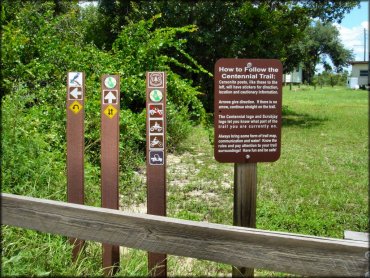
[214,59,282,163]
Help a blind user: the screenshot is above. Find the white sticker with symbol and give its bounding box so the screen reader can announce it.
[104,76,117,89]
[149,120,163,134]
[148,72,164,88]
[149,135,164,149]
[68,72,83,87]
[149,89,163,102]
[149,151,164,165]
[103,90,118,104]
[148,104,163,118]
[69,86,83,100]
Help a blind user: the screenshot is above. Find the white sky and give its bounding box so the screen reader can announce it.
[78,1,98,8]
[338,0,368,57]
[335,21,368,63]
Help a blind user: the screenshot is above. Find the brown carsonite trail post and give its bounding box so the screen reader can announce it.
[66,72,85,261]
[101,74,120,275]
[146,72,167,277]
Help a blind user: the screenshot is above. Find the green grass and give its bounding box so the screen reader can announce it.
[264,85,368,237]
[168,85,368,276]
[2,85,368,276]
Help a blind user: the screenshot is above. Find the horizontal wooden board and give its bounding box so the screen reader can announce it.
[2,193,368,276]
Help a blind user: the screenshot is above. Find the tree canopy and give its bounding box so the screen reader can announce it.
[300,21,354,84]
[2,0,360,108]
[1,1,208,174]
[96,0,359,107]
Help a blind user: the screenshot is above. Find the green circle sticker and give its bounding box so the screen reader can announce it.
[104,76,117,89]
[149,89,163,102]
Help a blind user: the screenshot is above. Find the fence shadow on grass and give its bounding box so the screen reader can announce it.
[282,105,328,128]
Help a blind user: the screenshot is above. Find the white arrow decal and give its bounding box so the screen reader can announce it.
[104,91,117,104]
[70,87,82,99]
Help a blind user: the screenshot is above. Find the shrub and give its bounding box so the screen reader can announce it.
[2,3,209,200]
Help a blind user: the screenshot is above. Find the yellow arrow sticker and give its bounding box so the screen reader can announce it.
[69,100,83,114]
[104,105,117,119]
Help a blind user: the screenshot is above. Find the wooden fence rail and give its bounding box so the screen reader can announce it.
[2,193,368,276]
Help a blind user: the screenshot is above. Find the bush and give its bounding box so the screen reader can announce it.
[2,3,208,200]
[314,71,349,87]
[2,5,210,274]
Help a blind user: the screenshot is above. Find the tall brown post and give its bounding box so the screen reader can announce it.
[146,72,167,277]
[233,163,257,277]
[101,74,120,276]
[66,72,85,261]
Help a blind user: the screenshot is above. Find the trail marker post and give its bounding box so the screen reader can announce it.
[101,74,120,275]
[66,71,85,261]
[146,71,167,277]
[214,59,282,277]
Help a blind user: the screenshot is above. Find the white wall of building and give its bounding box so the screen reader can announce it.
[350,63,368,86]
[283,67,302,83]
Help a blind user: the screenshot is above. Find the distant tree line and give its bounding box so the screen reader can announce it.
[313,71,349,87]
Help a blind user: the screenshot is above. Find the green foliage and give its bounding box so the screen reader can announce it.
[1,2,207,182]
[295,0,360,23]
[166,86,367,276]
[98,0,360,110]
[166,103,192,152]
[2,91,67,200]
[122,1,312,108]
[1,1,365,276]
[313,71,349,87]
[111,13,208,116]
[2,3,208,275]
[79,4,111,49]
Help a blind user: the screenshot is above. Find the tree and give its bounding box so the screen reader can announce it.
[96,1,359,109]
[300,21,354,84]
[118,1,312,109]
[0,0,77,23]
[1,1,207,152]
[291,0,360,23]
[314,70,349,87]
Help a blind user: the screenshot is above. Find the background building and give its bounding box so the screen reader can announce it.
[348,61,368,88]
[283,66,302,84]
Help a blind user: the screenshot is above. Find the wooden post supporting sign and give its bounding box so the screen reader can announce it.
[101,74,120,275]
[233,163,257,277]
[146,71,167,277]
[66,72,85,261]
